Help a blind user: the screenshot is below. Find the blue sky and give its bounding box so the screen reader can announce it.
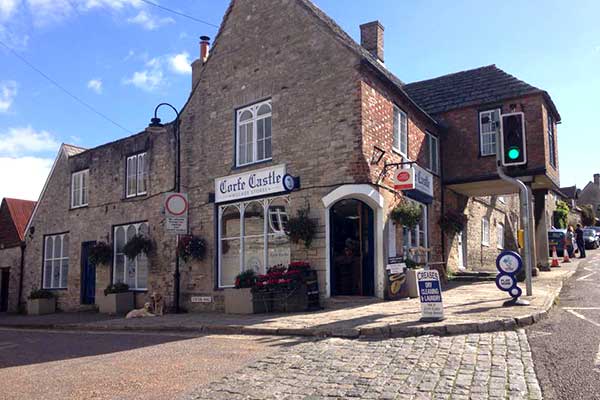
[1,0,598,201]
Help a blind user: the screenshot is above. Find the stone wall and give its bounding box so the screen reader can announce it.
[0,246,23,312]
[22,128,175,311]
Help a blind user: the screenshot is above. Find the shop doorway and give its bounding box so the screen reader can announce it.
[330,199,374,296]
[80,241,96,305]
[0,269,9,312]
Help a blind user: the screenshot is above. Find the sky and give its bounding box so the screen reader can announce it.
[1,0,598,201]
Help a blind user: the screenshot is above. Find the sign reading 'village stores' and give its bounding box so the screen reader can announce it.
[215,164,288,203]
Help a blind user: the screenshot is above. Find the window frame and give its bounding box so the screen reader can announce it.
[235,99,272,168]
[478,108,501,157]
[425,132,439,174]
[547,113,556,168]
[401,199,429,262]
[497,222,504,249]
[392,106,408,157]
[112,221,149,291]
[71,169,89,209]
[125,152,148,198]
[42,233,69,290]
[481,217,490,246]
[217,195,290,288]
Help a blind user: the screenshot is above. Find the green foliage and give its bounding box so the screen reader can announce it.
[439,210,468,234]
[285,208,317,248]
[122,234,153,260]
[28,289,54,300]
[391,202,422,228]
[88,241,112,266]
[178,235,207,262]
[581,204,596,227]
[235,269,257,288]
[553,200,570,229]
[104,282,130,296]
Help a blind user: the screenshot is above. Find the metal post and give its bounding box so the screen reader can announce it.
[496,166,533,295]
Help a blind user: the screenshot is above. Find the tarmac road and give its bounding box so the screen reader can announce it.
[0,329,295,400]
[527,249,600,400]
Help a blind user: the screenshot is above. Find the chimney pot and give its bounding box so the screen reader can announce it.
[200,35,210,63]
[360,21,384,62]
[594,173,600,187]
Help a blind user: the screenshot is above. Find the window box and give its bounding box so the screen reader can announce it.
[97,291,134,315]
[224,288,254,314]
[27,297,56,315]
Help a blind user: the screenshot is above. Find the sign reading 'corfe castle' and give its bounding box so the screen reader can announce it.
[215,164,292,203]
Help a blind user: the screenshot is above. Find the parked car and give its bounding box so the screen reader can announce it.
[548,229,566,256]
[583,229,600,249]
[584,226,600,241]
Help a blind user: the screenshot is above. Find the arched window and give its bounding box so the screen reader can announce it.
[236,99,272,166]
[43,234,69,289]
[113,222,149,290]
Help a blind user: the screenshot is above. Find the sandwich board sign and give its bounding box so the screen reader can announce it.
[417,269,445,321]
[164,192,188,234]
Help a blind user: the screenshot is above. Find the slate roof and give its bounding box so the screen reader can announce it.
[63,143,87,157]
[559,185,578,200]
[0,198,36,246]
[403,65,561,120]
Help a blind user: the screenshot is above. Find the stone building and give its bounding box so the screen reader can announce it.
[577,174,600,215]
[20,0,563,312]
[22,133,176,311]
[0,198,35,312]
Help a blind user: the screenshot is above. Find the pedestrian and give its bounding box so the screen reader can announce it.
[565,225,575,258]
[575,223,586,259]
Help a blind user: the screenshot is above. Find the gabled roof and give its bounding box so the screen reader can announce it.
[2,198,36,242]
[63,143,86,157]
[559,185,578,200]
[403,65,561,120]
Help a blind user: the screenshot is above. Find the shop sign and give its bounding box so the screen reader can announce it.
[392,165,433,198]
[164,192,188,234]
[215,164,292,203]
[417,269,444,321]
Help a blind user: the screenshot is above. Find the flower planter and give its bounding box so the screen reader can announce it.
[224,288,254,314]
[405,269,420,298]
[97,291,134,314]
[27,298,56,315]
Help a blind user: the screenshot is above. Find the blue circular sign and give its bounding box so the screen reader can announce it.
[282,174,295,192]
[496,251,523,275]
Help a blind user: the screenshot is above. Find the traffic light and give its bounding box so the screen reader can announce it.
[500,112,527,167]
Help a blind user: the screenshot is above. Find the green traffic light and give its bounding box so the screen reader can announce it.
[507,147,520,160]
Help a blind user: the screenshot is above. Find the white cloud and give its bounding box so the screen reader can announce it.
[0,126,60,156]
[0,80,17,112]
[126,9,173,30]
[0,0,20,20]
[123,58,164,91]
[0,156,53,201]
[87,78,103,94]
[169,52,192,75]
[25,0,73,26]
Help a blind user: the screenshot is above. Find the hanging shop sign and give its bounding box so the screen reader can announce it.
[164,192,188,234]
[417,269,445,321]
[392,165,433,200]
[215,164,298,203]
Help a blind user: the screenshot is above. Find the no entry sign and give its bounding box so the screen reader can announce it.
[164,192,188,234]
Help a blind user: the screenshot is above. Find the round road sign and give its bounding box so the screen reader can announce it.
[165,193,188,216]
[496,251,523,275]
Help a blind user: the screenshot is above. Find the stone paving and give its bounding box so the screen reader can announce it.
[185,330,542,400]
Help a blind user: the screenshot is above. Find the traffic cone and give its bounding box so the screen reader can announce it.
[551,246,560,267]
[563,248,571,263]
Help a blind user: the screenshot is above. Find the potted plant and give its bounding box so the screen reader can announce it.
[225,270,257,314]
[97,282,134,314]
[88,241,112,266]
[122,234,153,260]
[285,208,317,248]
[391,202,422,228]
[178,235,207,262]
[27,289,56,315]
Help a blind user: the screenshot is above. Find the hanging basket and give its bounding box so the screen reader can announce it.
[285,208,317,248]
[88,241,113,266]
[122,234,153,260]
[391,202,422,228]
[178,235,207,262]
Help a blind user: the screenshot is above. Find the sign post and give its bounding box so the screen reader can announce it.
[164,192,189,234]
[417,269,444,321]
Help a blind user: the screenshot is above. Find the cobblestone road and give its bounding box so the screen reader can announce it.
[186,330,541,400]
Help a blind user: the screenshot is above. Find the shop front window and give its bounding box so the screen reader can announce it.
[218,196,290,287]
[400,200,428,263]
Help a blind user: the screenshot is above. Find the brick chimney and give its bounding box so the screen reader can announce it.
[594,173,600,187]
[191,36,210,89]
[360,21,384,62]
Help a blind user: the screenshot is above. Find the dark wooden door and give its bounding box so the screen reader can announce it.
[0,269,9,312]
[80,242,96,305]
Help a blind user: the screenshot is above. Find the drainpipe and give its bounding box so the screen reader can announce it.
[18,241,25,313]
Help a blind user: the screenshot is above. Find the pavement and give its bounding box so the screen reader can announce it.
[0,328,297,400]
[526,250,600,399]
[0,257,581,339]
